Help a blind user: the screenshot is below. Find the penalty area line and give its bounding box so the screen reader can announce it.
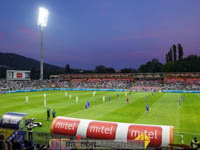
[174,131,200,136]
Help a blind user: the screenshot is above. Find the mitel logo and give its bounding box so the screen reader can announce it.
[127,125,162,147]
[17,73,22,78]
[87,121,118,139]
[51,118,80,136]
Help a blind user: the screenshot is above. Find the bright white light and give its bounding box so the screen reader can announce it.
[38,7,49,27]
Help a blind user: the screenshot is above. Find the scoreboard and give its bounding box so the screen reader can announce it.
[6,70,31,80]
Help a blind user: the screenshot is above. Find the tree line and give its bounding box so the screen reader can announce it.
[0,43,199,79]
[138,43,200,73]
[64,64,137,74]
[64,43,200,74]
[165,43,183,63]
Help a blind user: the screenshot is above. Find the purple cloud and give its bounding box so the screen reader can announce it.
[0,32,5,40]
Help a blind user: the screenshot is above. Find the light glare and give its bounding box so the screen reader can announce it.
[38,7,49,27]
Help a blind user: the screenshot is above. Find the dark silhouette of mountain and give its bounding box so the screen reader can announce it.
[0,52,64,79]
[0,52,63,71]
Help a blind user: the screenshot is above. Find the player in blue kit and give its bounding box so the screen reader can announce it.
[179,98,181,106]
[182,96,184,101]
[87,101,90,108]
[108,96,111,102]
[146,104,149,113]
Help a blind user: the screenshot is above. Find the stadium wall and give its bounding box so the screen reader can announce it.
[162,90,200,93]
[2,89,200,94]
[1,88,126,94]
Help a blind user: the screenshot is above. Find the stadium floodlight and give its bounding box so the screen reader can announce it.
[38,7,49,80]
[38,7,49,27]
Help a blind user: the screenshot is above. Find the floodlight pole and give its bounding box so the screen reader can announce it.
[38,7,48,80]
[40,26,44,80]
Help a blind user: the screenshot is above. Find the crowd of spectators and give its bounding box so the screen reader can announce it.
[0,79,132,90]
[163,80,200,90]
[0,80,49,90]
[0,133,49,150]
[0,80,7,89]
[132,80,162,91]
[163,81,185,90]
[1,78,200,91]
[74,80,131,89]
[134,80,162,87]
[133,79,200,91]
[52,79,132,89]
[185,81,200,90]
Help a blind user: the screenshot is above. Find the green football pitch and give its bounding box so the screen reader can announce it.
[0,90,200,145]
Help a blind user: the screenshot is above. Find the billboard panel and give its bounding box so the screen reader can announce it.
[7,70,31,80]
[51,117,174,148]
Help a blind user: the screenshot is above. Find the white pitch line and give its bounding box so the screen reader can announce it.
[63,96,125,117]
[174,134,184,144]
[64,92,142,118]
[181,135,184,144]
[174,131,200,136]
[63,102,109,117]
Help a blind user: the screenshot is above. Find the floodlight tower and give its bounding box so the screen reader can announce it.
[38,7,49,80]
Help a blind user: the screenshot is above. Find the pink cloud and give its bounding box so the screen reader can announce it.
[18,27,39,40]
[0,43,26,52]
[47,51,81,63]
[113,31,169,41]
[98,2,110,17]
[0,32,5,40]
[183,49,200,56]
[14,27,40,49]
[127,49,163,57]
[10,44,26,50]
[113,26,200,42]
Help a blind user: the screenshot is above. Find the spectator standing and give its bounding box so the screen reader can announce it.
[47,108,51,121]
[52,109,56,119]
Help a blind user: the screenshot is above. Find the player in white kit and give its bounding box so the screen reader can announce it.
[103,96,105,103]
[65,92,68,97]
[125,91,128,96]
[26,96,29,103]
[44,93,47,107]
[69,94,72,100]
[93,91,96,97]
[76,96,79,103]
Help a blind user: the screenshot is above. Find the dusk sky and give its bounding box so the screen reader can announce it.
[0,0,200,70]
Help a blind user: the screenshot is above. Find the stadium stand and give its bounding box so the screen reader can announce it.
[131,79,162,91]
[0,79,132,90]
[1,73,200,91]
[3,80,49,90]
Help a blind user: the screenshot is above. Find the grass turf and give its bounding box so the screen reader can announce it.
[0,90,200,145]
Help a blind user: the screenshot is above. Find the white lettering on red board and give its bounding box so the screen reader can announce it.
[53,119,80,136]
[87,121,118,139]
[127,125,162,146]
